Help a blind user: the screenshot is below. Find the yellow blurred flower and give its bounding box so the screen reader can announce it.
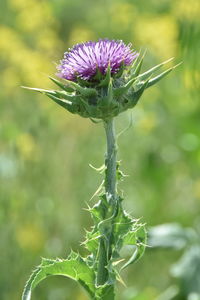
[110,3,138,33]
[2,67,20,91]
[138,112,158,133]
[16,133,39,160]
[184,70,200,91]
[135,15,178,59]
[9,0,55,32]
[67,26,95,45]
[173,0,200,22]
[0,26,55,86]
[15,223,45,252]
[9,0,34,9]
[193,179,200,199]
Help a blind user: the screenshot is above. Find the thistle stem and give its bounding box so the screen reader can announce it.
[96,118,117,288]
[104,118,117,203]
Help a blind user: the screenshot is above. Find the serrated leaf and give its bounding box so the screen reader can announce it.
[83,230,101,253]
[112,206,133,240]
[120,225,147,270]
[90,195,109,222]
[22,255,96,300]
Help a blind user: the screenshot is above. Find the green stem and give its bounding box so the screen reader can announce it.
[104,118,117,203]
[96,118,117,288]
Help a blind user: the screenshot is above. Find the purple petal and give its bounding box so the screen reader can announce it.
[57,39,138,81]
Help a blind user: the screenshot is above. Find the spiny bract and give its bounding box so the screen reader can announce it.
[23,39,177,121]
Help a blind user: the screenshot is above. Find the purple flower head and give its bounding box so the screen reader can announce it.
[57,39,138,82]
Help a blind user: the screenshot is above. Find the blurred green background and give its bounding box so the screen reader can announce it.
[0,0,200,299]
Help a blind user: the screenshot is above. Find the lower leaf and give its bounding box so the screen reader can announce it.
[22,254,96,300]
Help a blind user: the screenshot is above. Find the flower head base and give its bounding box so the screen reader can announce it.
[57,39,138,82]
[23,39,178,120]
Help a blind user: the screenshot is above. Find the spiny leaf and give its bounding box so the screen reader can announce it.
[83,230,101,253]
[77,76,92,87]
[120,225,147,270]
[89,196,108,223]
[21,86,77,113]
[120,247,139,271]
[64,79,98,97]
[22,267,41,300]
[49,76,74,92]
[128,51,141,74]
[22,255,96,300]
[113,77,136,98]
[54,91,80,102]
[107,78,113,103]
[90,180,105,200]
[138,57,174,81]
[99,64,111,87]
[21,86,56,94]
[146,63,181,88]
[93,67,103,81]
[45,93,75,113]
[112,206,133,240]
[130,50,146,79]
[126,76,151,108]
[114,61,125,79]
[89,163,106,173]
[46,93,72,105]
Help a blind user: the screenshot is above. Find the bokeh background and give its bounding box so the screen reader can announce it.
[0,0,200,299]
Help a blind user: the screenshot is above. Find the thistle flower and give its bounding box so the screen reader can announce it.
[57,39,138,81]
[23,39,178,120]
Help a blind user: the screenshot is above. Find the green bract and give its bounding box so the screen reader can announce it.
[22,55,178,120]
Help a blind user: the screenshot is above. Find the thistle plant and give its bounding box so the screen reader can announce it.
[22,39,177,300]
